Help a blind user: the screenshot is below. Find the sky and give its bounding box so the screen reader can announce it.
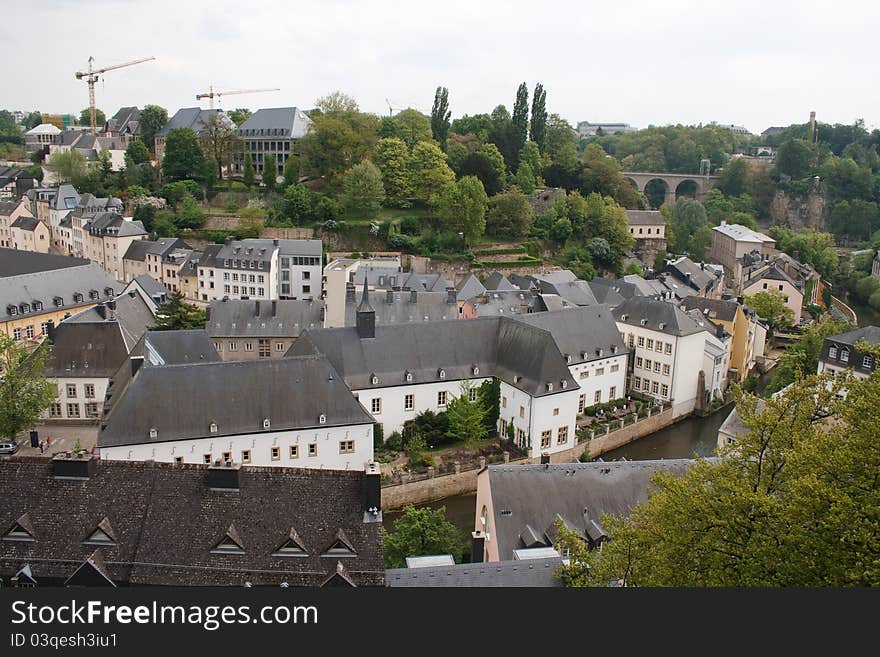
[4,0,878,134]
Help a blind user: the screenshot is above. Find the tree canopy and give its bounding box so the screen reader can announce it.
[383,505,469,568]
[0,334,55,440]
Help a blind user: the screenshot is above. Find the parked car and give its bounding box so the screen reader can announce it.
[0,440,19,455]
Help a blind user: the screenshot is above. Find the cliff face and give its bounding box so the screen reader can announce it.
[770,189,828,230]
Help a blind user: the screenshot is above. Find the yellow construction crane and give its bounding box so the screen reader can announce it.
[75,56,156,134]
[195,87,281,109]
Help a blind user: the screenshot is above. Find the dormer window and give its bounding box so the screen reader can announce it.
[371,373,379,385]
[561,380,568,389]
[53,296,63,307]
[83,518,116,546]
[263,418,271,430]
[209,422,218,433]
[828,345,838,360]
[546,382,554,392]
[33,301,43,311]
[640,318,648,326]
[472,366,480,376]
[658,322,666,330]
[580,351,587,359]
[73,293,84,303]
[565,354,571,363]
[19,303,30,314]
[321,529,357,557]
[405,371,413,382]
[149,427,157,439]
[621,314,628,321]
[3,514,35,542]
[863,355,874,369]
[319,414,326,424]
[211,525,245,554]
[438,368,446,379]
[611,345,618,354]
[272,529,308,557]
[840,348,849,363]
[89,290,99,300]
[104,287,114,297]
[7,305,17,316]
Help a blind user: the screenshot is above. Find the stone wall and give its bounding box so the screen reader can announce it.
[260,226,315,240]
[770,189,828,231]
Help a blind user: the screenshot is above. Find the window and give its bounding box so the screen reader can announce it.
[241,450,251,464]
[25,325,34,339]
[469,387,478,402]
[519,406,525,419]
[244,342,253,351]
[219,451,231,464]
[609,386,616,399]
[40,322,49,336]
[636,357,643,368]
[84,384,95,398]
[502,396,507,408]
[633,377,641,390]
[663,364,670,376]
[214,342,221,351]
[579,370,589,379]
[540,430,552,449]
[516,428,527,447]
[203,454,212,464]
[405,394,415,411]
[665,343,672,354]
[66,403,80,418]
[863,355,874,369]
[637,336,645,347]
[259,339,271,358]
[289,445,299,459]
[828,345,838,359]
[595,367,604,376]
[174,456,183,464]
[627,334,634,347]
[85,403,99,418]
[610,364,619,373]
[276,342,284,352]
[661,384,669,396]
[645,359,652,371]
[652,381,659,394]
[553,407,559,416]
[302,285,311,294]
[12,328,21,341]
[308,443,317,457]
[646,338,654,350]
[840,348,849,363]
[578,394,586,413]
[654,361,661,373]
[228,342,237,351]
[594,390,601,403]
[655,340,663,352]
[557,426,569,444]
[271,446,280,461]
[778,284,784,291]
[339,440,355,454]
[66,384,77,398]
[50,403,62,417]
[438,391,447,407]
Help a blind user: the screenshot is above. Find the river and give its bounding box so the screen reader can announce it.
[844,293,880,328]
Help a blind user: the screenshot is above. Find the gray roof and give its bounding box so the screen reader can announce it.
[823,325,880,348]
[664,257,718,293]
[277,239,323,257]
[344,289,458,326]
[156,107,224,138]
[587,280,626,307]
[205,238,321,266]
[1,261,123,322]
[483,272,517,291]
[620,274,669,298]
[65,290,155,351]
[626,209,665,226]
[290,307,623,396]
[487,460,695,560]
[208,299,323,338]
[10,216,39,231]
[99,356,373,448]
[743,264,802,291]
[469,289,538,316]
[86,213,146,238]
[534,279,598,307]
[48,184,80,211]
[138,330,221,366]
[237,108,312,140]
[513,305,626,365]
[612,296,706,337]
[386,557,563,587]
[123,238,190,262]
[533,270,578,285]
[680,297,740,323]
[455,273,487,301]
[0,248,89,277]
[0,201,23,216]
[130,275,169,305]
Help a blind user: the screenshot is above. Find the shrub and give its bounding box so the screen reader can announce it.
[373,423,384,445]
[387,233,416,252]
[399,216,422,235]
[228,181,248,191]
[385,431,403,451]
[224,199,240,213]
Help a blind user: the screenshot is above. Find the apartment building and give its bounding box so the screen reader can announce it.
[0,199,35,248]
[710,222,776,288]
[742,264,804,324]
[84,213,148,280]
[232,107,312,177]
[121,237,193,289]
[10,215,50,253]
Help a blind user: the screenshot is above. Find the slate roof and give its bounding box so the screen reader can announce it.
[127,275,169,306]
[65,290,155,351]
[0,248,88,277]
[612,296,706,337]
[487,460,694,560]
[98,356,373,448]
[386,557,563,587]
[122,238,190,262]
[625,209,665,226]
[483,272,517,291]
[48,185,80,211]
[534,279,598,306]
[10,216,39,231]
[0,201,23,216]
[208,299,323,338]
[237,108,313,140]
[743,264,803,292]
[290,307,622,396]
[343,289,458,326]
[664,256,718,293]
[0,458,384,587]
[712,223,774,243]
[587,279,626,307]
[469,289,539,316]
[513,305,626,365]
[456,273,487,301]
[156,107,224,138]
[822,325,880,347]
[86,212,146,238]
[137,330,221,366]
[680,297,740,323]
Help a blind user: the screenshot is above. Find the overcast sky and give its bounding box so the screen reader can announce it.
[4,0,877,134]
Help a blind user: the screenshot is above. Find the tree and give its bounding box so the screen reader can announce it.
[175,193,205,229]
[383,505,469,568]
[519,141,545,181]
[228,108,252,127]
[436,176,488,247]
[768,226,839,279]
[139,105,168,153]
[0,334,55,441]
[300,111,380,181]
[529,82,547,151]
[510,82,529,166]
[243,153,255,188]
[830,200,880,242]
[558,374,880,586]
[409,140,455,206]
[445,380,488,446]
[282,154,301,188]
[24,111,43,130]
[664,198,710,256]
[152,291,206,330]
[459,143,506,196]
[430,86,451,144]
[487,188,534,239]
[79,108,106,127]
[374,137,412,207]
[161,128,205,181]
[125,139,151,166]
[315,90,359,114]
[262,155,277,191]
[198,114,242,181]
[776,139,815,179]
[281,184,313,224]
[342,160,385,218]
[745,290,795,336]
[766,316,851,394]
[488,105,515,170]
[581,192,635,258]
[717,157,750,197]
[394,108,431,149]
[46,150,87,185]
[512,161,536,194]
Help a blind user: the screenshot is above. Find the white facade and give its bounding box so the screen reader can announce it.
[44,377,108,422]
[701,332,731,403]
[567,353,628,411]
[100,422,374,471]
[278,254,321,300]
[201,251,278,302]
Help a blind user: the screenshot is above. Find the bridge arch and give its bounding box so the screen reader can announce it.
[644,178,672,209]
[675,179,699,200]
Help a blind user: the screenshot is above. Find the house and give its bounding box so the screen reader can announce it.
[483,271,518,291]
[197,238,322,303]
[576,121,636,138]
[24,123,60,153]
[41,291,155,423]
[290,291,627,460]
[816,325,880,383]
[662,256,722,299]
[742,264,804,324]
[45,184,80,252]
[0,167,36,200]
[467,289,539,317]
[207,298,323,360]
[48,131,128,171]
[386,557,563,587]
[626,210,667,265]
[121,274,169,313]
[154,107,225,163]
[84,213,148,279]
[613,296,709,417]
[176,250,203,303]
[23,187,56,224]
[709,222,776,288]
[97,355,375,471]
[0,198,35,248]
[65,193,124,258]
[0,250,122,345]
[473,460,693,562]
[0,456,384,587]
[102,107,140,143]
[232,107,313,178]
[684,308,732,406]
[456,272,487,301]
[121,237,192,288]
[10,215,50,253]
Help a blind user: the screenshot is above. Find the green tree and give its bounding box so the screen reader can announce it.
[513,161,536,194]
[374,137,412,207]
[198,114,242,181]
[262,154,277,191]
[519,141,545,181]
[459,143,506,196]
[488,104,515,170]
[125,138,151,165]
[445,379,488,446]
[300,103,379,181]
[315,90,359,114]
[581,192,635,257]
[529,82,548,151]
[243,153,255,188]
[161,128,205,181]
[580,147,640,208]
[175,193,205,229]
[0,334,55,440]
[228,108,252,127]
[152,291,207,330]
[342,160,385,218]
[436,176,488,247]
[745,290,795,336]
[282,154,301,188]
[487,188,534,239]
[409,140,455,206]
[766,316,851,394]
[24,111,43,130]
[79,107,106,127]
[46,150,87,185]
[139,105,168,153]
[664,198,710,256]
[383,505,469,568]
[394,108,432,149]
[768,226,839,279]
[510,82,529,166]
[717,157,750,197]
[281,184,313,224]
[430,86,451,144]
[776,139,815,179]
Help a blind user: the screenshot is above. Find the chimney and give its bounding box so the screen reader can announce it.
[273,239,279,246]
[362,461,381,520]
[471,530,486,563]
[207,463,240,491]
[716,323,725,339]
[736,296,744,305]
[52,453,95,479]
[271,300,277,317]
[254,300,261,317]
[106,299,116,320]
[224,236,233,245]
[410,289,417,304]
[700,262,705,271]
[205,307,211,321]
[345,283,356,303]
[386,289,394,304]
[446,287,457,304]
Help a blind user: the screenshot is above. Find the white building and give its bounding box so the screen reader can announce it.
[322,256,403,328]
[613,296,708,417]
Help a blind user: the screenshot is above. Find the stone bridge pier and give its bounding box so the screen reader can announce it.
[623,172,719,209]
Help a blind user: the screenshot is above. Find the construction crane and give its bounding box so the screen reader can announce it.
[75,56,155,134]
[196,86,281,109]
[385,98,427,117]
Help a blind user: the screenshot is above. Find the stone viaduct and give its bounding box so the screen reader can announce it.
[623,172,720,208]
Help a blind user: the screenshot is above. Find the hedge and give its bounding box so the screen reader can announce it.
[473,246,528,257]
